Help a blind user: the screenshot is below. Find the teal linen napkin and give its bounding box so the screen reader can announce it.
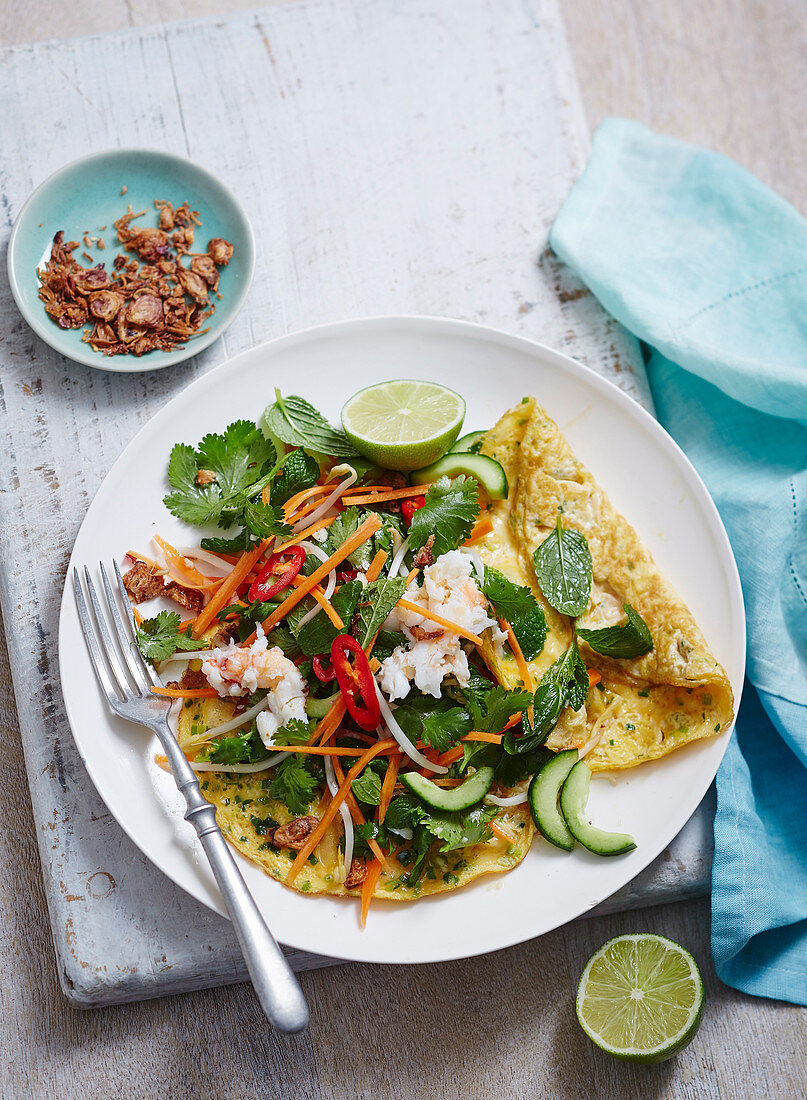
[550,118,807,1004]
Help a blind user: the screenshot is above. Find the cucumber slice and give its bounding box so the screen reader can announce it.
[401,766,494,812]
[528,749,578,851]
[559,761,637,856]
[452,430,487,454]
[411,453,508,500]
[305,693,339,719]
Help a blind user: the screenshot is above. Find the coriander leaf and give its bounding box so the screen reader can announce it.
[272,718,316,746]
[351,769,382,806]
[577,603,653,659]
[209,727,270,765]
[463,684,533,734]
[326,506,375,570]
[135,611,205,664]
[295,579,363,656]
[460,740,500,774]
[420,805,497,852]
[269,448,321,507]
[355,576,408,648]
[482,567,547,661]
[532,516,592,617]
[201,529,251,554]
[164,420,277,531]
[269,755,320,815]
[354,820,396,856]
[421,707,472,752]
[408,475,480,558]
[250,813,278,836]
[242,499,291,539]
[263,391,357,457]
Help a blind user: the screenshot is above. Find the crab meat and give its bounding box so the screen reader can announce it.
[378,550,505,700]
[201,625,307,747]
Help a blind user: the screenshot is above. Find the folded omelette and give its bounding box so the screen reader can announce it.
[478,398,734,770]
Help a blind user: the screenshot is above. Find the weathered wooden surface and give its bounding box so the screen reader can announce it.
[0,0,805,1096]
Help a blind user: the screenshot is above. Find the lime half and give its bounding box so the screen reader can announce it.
[341,380,465,471]
[576,934,704,1063]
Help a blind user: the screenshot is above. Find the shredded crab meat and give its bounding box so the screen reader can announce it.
[378,550,505,700]
[200,624,307,747]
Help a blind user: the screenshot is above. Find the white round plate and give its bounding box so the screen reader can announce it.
[59,316,745,964]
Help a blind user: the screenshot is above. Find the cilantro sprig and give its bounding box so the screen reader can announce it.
[163,420,291,540]
[408,475,480,558]
[135,611,205,664]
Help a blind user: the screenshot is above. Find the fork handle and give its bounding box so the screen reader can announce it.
[175,769,310,1033]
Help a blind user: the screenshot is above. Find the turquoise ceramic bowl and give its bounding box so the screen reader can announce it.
[7,148,255,372]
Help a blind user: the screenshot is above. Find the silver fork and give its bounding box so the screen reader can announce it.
[72,562,310,1033]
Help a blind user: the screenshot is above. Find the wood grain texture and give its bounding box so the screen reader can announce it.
[0,0,805,1097]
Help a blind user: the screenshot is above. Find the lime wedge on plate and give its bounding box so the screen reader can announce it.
[576,933,704,1063]
[341,380,465,471]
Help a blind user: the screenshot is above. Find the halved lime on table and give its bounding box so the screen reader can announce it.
[341,380,465,471]
[576,934,704,1063]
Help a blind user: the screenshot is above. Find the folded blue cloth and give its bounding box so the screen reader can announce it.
[550,118,807,1005]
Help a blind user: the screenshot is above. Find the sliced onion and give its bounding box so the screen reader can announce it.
[387,825,413,841]
[187,751,290,774]
[174,546,235,576]
[295,540,337,629]
[293,470,357,533]
[375,683,448,773]
[485,791,528,807]
[192,696,270,741]
[466,546,485,583]
[389,534,411,579]
[325,756,353,883]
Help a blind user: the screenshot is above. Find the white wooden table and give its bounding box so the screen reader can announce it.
[0,1,805,1096]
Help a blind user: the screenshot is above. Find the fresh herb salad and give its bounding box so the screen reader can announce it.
[120,381,733,922]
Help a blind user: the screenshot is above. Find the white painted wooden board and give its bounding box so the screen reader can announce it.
[0,0,711,1007]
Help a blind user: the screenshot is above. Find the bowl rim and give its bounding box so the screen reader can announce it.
[6,146,256,373]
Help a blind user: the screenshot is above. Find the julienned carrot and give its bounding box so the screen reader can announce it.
[489,820,513,844]
[265,744,370,757]
[277,483,330,515]
[192,539,270,637]
[273,515,337,554]
[499,617,534,691]
[332,756,391,871]
[151,686,219,699]
[464,513,494,545]
[463,731,503,744]
[436,745,464,767]
[250,513,382,641]
[309,696,347,746]
[587,669,602,687]
[308,585,344,629]
[132,607,144,627]
[341,484,432,505]
[364,548,388,584]
[405,567,419,586]
[360,859,383,926]
[153,535,221,591]
[287,739,396,883]
[396,599,483,645]
[378,752,401,822]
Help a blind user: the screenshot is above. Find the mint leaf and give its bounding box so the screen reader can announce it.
[351,769,382,806]
[295,580,363,656]
[503,642,589,755]
[263,392,357,457]
[163,420,278,535]
[544,641,589,711]
[482,567,547,660]
[494,745,551,788]
[408,475,480,558]
[355,575,408,647]
[269,755,320,815]
[383,794,424,832]
[372,629,407,661]
[532,517,592,617]
[269,448,320,507]
[135,611,206,664]
[577,603,653,659]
